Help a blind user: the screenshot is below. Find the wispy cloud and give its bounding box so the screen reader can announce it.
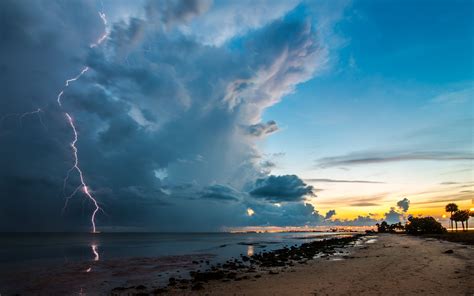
[316,151,473,168]
[431,86,473,104]
[440,181,474,186]
[350,202,380,207]
[304,178,384,184]
[317,193,389,206]
[410,191,473,206]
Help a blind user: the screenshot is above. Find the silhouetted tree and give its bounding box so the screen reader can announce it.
[445,203,458,230]
[469,210,474,230]
[405,216,446,235]
[376,221,389,233]
[455,210,470,231]
[388,222,405,232]
[452,211,459,231]
[451,210,469,231]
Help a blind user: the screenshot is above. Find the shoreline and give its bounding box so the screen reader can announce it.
[111,234,366,295]
[0,232,357,295]
[112,234,474,295]
[2,233,472,295]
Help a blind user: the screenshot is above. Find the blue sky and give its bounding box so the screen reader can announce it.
[263,0,473,218]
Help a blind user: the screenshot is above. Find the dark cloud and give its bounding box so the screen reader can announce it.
[324,209,336,220]
[316,151,473,168]
[249,175,315,203]
[305,178,384,184]
[146,0,211,26]
[384,207,404,224]
[244,202,323,227]
[199,184,241,202]
[245,120,279,137]
[396,198,410,212]
[0,0,339,231]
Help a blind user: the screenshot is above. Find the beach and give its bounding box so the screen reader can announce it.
[160,234,474,296]
[2,233,473,295]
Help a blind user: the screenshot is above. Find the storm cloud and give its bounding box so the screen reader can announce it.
[0,0,347,231]
[249,175,315,203]
[199,184,242,202]
[324,209,336,220]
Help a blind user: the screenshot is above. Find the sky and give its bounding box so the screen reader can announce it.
[0,0,472,232]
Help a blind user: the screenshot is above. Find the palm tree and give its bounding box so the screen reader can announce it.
[469,210,474,230]
[452,210,470,231]
[445,203,458,230]
[452,211,460,231]
[458,210,470,231]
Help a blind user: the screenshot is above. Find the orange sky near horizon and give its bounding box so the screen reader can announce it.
[303,171,473,224]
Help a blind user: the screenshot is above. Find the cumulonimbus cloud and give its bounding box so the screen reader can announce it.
[0,0,347,231]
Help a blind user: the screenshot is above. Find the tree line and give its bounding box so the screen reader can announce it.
[376,216,446,235]
[375,203,473,234]
[445,203,473,231]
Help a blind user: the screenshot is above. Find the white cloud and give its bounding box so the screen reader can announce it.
[181,0,301,46]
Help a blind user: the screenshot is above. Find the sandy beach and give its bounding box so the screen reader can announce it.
[162,234,473,296]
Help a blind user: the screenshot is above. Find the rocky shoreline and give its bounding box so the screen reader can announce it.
[111,234,364,295]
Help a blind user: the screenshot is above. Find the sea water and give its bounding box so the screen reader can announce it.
[0,232,348,294]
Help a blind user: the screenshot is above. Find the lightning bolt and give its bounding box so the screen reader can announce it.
[19,108,46,128]
[57,67,89,106]
[85,244,100,273]
[90,12,108,48]
[63,113,100,233]
[1,10,108,233]
[92,244,100,261]
[1,108,46,130]
[58,12,108,233]
[57,11,108,106]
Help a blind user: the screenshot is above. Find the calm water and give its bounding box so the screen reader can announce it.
[0,232,352,294]
[0,232,341,266]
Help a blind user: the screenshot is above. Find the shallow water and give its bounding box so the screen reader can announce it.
[0,232,351,294]
[0,232,345,266]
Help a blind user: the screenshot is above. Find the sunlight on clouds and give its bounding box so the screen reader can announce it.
[246,208,255,216]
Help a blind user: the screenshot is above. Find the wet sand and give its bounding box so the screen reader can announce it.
[164,234,474,295]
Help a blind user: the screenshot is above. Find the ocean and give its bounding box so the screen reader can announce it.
[0,232,353,294]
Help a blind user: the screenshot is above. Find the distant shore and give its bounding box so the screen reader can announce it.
[113,234,474,295]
